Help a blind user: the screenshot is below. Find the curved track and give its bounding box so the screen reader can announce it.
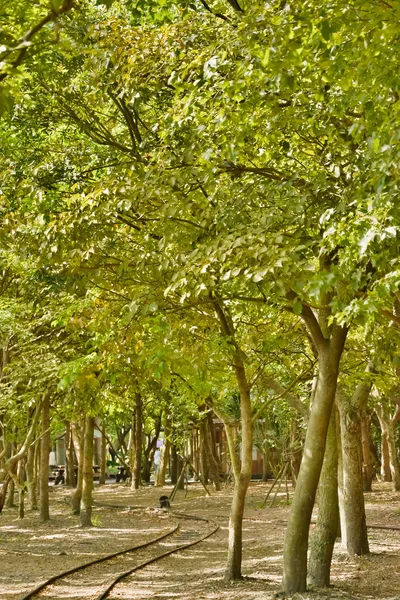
[20,510,219,600]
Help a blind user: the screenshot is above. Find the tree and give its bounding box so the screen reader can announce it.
[1,0,400,593]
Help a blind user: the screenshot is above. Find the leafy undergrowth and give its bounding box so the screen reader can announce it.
[0,481,399,600]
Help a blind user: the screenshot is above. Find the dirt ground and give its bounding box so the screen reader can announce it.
[0,481,399,600]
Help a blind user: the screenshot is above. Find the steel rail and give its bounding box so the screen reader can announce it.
[20,525,179,600]
[20,506,219,600]
[96,513,219,600]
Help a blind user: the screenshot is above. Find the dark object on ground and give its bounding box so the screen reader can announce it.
[116,467,128,483]
[54,469,65,485]
[159,495,171,509]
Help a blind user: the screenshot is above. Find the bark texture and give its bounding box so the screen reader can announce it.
[99,424,107,485]
[6,470,15,508]
[0,473,11,513]
[143,415,161,483]
[18,461,26,519]
[201,412,221,491]
[80,416,94,527]
[308,412,339,588]
[26,441,37,510]
[39,393,51,522]
[376,403,400,491]
[337,378,371,556]
[71,420,85,514]
[155,421,170,487]
[170,444,178,484]
[336,412,346,547]
[207,411,222,490]
[290,419,303,487]
[0,401,42,484]
[262,444,270,481]
[199,429,209,484]
[282,323,347,593]
[361,414,373,492]
[65,421,76,487]
[130,392,142,490]
[176,454,185,490]
[212,298,253,582]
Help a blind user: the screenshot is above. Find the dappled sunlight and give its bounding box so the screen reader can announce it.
[33,532,71,540]
[245,554,283,565]
[250,553,284,563]
[2,482,400,600]
[0,525,34,533]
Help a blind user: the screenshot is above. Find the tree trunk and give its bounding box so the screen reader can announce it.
[336,412,346,547]
[18,461,26,519]
[155,424,170,488]
[0,473,11,513]
[308,411,339,588]
[337,378,370,556]
[35,439,41,492]
[193,428,200,477]
[65,421,75,487]
[5,440,18,509]
[376,405,400,491]
[208,411,221,490]
[225,473,249,579]
[290,419,302,488]
[6,463,16,508]
[211,298,254,582]
[361,414,373,492]
[387,424,400,491]
[116,426,130,465]
[142,415,162,483]
[0,416,5,466]
[176,454,185,490]
[200,430,209,484]
[201,412,221,491]
[94,418,101,468]
[99,424,107,485]
[130,392,142,490]
[170,444,178,485]
[0,401,43,484]
[282,326,347,593]
[80,416,94,527]
[71,420,85,514]
[224,386,252,581]
[262,442,270,482]
[39,393,51,522]
[380,432,392,481]
[26,440,38,510]
[207,412,219,460]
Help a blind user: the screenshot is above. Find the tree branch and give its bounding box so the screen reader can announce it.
[219,163,309,189]
[0,0,76,82]
[286,291,327,354]
[206,398,240,479]
[225,0,244,12]
[87,279,131,302]
[108,91,141,153]
[0,398,44,480]
[199,0,230,21]
[252,363,315,423]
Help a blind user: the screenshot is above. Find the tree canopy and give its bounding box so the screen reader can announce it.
[1,0,400,592]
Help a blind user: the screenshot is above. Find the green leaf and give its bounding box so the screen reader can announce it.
[0,87,14,116]
[293,299,303,315]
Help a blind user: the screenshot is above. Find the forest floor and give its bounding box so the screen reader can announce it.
[0,480,399,600]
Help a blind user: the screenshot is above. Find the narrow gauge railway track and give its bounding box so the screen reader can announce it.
[21,510,219,600]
